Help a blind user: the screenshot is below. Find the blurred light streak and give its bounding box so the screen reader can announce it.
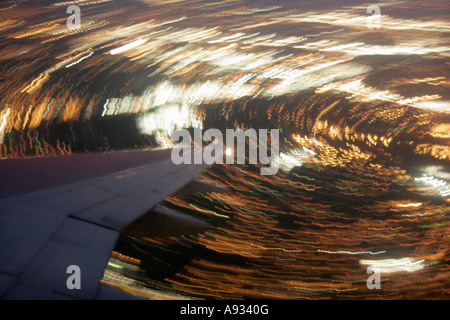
[359,258,426,273]
[110,38,147,55]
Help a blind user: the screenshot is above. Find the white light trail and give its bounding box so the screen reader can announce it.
[360,258,426,273]
[109,38,147,55]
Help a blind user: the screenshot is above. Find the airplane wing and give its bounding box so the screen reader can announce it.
[0,148,216,300]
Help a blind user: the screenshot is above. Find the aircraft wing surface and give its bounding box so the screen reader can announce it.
[0,149,213,299]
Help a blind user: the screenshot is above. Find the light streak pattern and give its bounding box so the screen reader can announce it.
[0,0,449,299]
